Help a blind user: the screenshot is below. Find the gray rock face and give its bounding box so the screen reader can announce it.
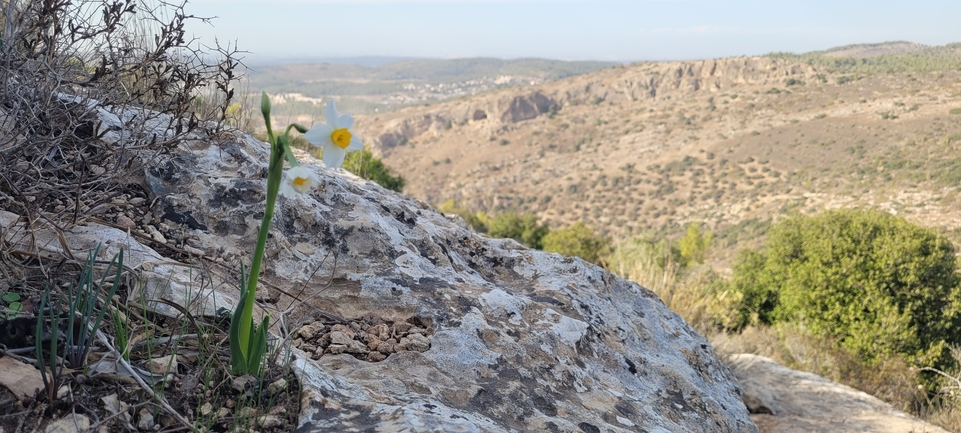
[6,115,757,432]
[157,130,755,433]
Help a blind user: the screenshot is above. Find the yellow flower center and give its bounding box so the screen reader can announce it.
[331,128,352,149]
[293,177,309,188]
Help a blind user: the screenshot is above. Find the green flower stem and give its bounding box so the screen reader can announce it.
[238,140,283,358]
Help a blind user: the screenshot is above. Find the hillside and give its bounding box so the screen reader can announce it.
[356,43,961,264]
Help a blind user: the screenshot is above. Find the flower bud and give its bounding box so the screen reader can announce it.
[261,91,272,118]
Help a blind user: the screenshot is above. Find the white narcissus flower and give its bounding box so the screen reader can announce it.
[303,99,364,168]
[279,165,320,198]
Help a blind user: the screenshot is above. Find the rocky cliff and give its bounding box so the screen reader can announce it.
[2,113,757,431]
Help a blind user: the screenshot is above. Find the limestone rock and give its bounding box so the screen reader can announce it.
[152,130,756,432]
[2,121,757,432]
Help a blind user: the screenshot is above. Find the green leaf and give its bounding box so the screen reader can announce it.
[229,284,251,374]
[247,315,270,374]
[1,292,19,303]
[7,302,21,312]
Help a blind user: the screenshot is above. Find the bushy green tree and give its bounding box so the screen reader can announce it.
[542,221,610,264]
[487,212,549,249]
[727,209,961,369]
[679,222,712,267]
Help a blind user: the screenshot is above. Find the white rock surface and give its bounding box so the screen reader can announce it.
[729,354,950,433]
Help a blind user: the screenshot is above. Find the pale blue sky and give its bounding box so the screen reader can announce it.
[184,0,961,63]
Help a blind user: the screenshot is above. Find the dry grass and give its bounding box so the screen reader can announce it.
[606,239,716,332]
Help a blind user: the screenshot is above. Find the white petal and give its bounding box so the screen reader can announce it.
[337,114,354,129]
[346,136,364,151]
[325,99,338,127]
[279,181,296,198]
[323,144,346,168]
[303,124,333,147]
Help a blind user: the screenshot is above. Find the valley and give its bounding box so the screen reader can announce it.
[354,44,961,265]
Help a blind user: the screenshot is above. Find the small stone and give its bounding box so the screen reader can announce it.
[366,337,382,351]
[346,340,369,354]
[406,333,431,352]
[370,324,390,340]
[328,344,347,354]
[129,197,146,206]
[100,393,132,426]
[349,322,363,333]
[377,342,395,354]
[200,402,214,416]
[297,323,324,340]
[329,331,353,346]
[216,408,230,419]
[393,322,413,335]
[267,378,287,395]
[116,215,135,228]
[255,415,283,429]
[330,324,355,339]
[231,375,257,392]
[44,414,90,433]
[268,406,287,416]
[238,407,261,418]
[368,352,387,362]
[137,409,155,430]
[146,355,177,375]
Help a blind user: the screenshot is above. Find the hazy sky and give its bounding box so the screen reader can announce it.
[183,0,961,63]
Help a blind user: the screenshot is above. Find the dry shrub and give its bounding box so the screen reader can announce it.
[607,238,715,332]
[0,0,242,224]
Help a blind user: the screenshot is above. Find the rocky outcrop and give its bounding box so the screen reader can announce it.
[728,354,949,433]
[4,114,757,431]
[499,91,556,123]
[364,56,822,155]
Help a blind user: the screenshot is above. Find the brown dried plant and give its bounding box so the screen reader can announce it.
[0,0,243,227]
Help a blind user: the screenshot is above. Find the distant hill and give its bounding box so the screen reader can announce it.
[769,41,961,73]
[241,57,620,117]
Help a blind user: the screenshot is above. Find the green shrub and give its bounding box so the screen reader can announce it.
[542,221,609,264]
[726,209,961,369]
[949,108,961,115]
[343,149,406,192]
[487,212,549,249]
